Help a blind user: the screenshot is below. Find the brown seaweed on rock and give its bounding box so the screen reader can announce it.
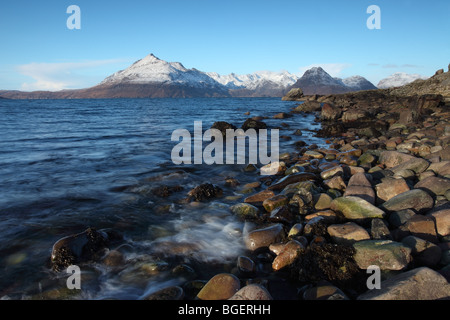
[291,243,367,296]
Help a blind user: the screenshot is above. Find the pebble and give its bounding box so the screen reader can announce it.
[196,273,240,300]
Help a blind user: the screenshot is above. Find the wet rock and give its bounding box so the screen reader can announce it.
[314,193,333,210]
[293,243,360,288]
[287,223,304,238]
[237,256,256,275]
[102,249,125,267]
[241,118,267,131]
[303,282,349,300]
[305,210,339,224]
[344,172,375,204]
[143,286,185,300]
[330,196,385,221]
[230,203,259,220]
[282,88,304,101]
[379,189,434,213]
[272,240,305,271]
[357,267,450,300]
[320,165,344,180]
[402,236,442,267]
[324,175,346,191]
[263,194,289,212]
[51,228,111,272]
[244,189,276,206]
[293,129,303,136]
[302,216,327,238]
[375,177,410,204]
[428,209,450,237]
[353,240,412,270]
[151,185,183,197]
[211,121,237,136]
[196,273,241,300]
[273,112,292,119]
[268,205,296,224]
[268,172,318,191]
[327,222,371,245]
[187,183,223,202]
[244,224,285,251]
[260,161,286,175]
[228,284,273,300]
[415,176,450,197]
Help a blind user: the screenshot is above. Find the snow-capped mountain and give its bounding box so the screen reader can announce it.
[101,54,222,88]
[206,71,298,90]
[288,67,376,95]
[377,72,429,89]
[342,75,378,91]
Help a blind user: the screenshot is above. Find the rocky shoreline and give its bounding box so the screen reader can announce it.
[45,69,450,301]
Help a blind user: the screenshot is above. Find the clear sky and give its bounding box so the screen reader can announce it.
[0,0,449,91]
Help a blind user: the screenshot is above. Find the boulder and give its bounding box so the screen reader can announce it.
[282,88,304,101]
[402,236,442,267]
[330,196,385,221]
[228,284,273,300]
[244,224,285,251]
[427,209,450,237]
[358,267,450,300]
[353,240,412,270]
[51,228,111,272]
[272,240,305,271]
[344,172,375,204]
[375,177,410,204]
[415,176,450,197]
[327,222,371,245]
[196,273,240,300]
[379,189,434,213]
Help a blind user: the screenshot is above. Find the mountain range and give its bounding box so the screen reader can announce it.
[0,54,427,99]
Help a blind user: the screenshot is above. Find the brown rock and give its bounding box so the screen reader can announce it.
[427,209,450,237]
[344,172,375,204]
[327,222,371,245]
[272,240,305,271]
[375,177,410,203]
[245,224,285,251]
[244,190,275,206]
[358,267,450,300]
[263,195,289,212]
[197,273,240,300]
[402,215,438,243]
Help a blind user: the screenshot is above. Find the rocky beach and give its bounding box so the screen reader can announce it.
[42,66,450,301]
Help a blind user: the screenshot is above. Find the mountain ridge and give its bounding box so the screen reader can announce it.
[0,54,377,99]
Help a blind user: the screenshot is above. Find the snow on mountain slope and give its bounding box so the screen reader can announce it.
[377,72,429,89]
[343,76,377,90]
[101,54,221,88]
[206,70,299,90]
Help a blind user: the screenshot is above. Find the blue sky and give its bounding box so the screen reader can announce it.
[0,0,449,91]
